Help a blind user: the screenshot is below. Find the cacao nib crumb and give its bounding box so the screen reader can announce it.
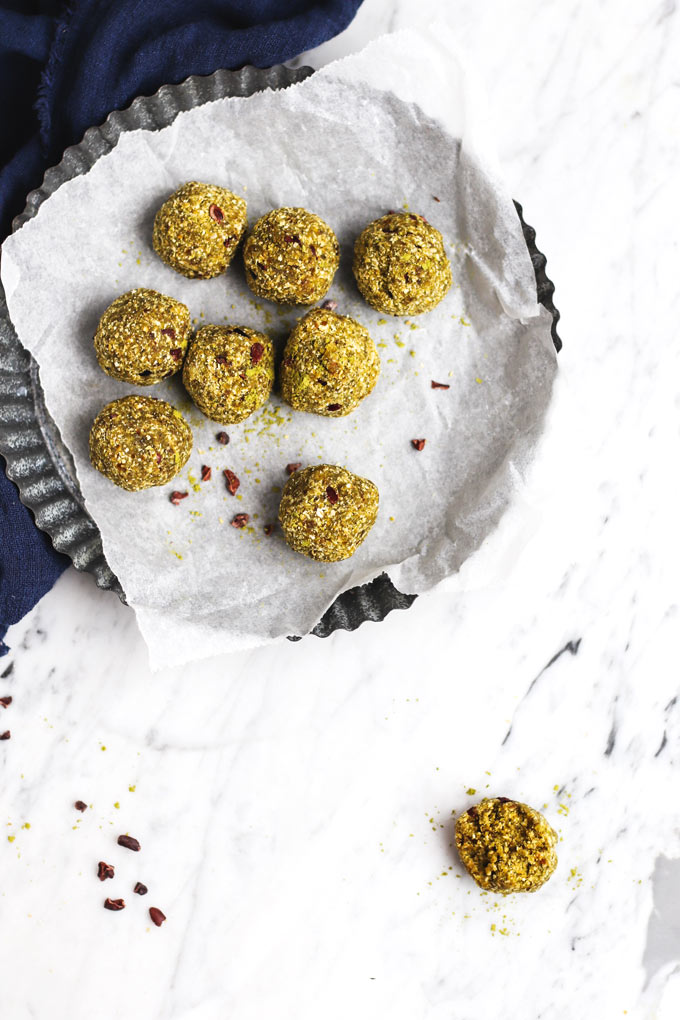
[223,469,240,495]
[326,403,341,412]
[0,730,10,740]
[433,195,441,202]
[117,834,141,852]
[320,299,337,311]
[497,797,511,804]
[411,439,426,451]
[467,806,479,819]
[286,463,301,475]
[230,514,249,529]
[104,898,125,911]
[215,354,228,365]
[134,882,148,896]
[161,327,176,338]
[263,524,273,536]
[216,431,229,445]
[232,327,249,337]
[169,491,188,506]
[431,380,450,390]
[139,370,152,378]
[0,696,12,708]
[201,465,212,482]
[169,347,182,361]
[98,861,115,881]
[209,204,224,222]
[326,486,339,504]
[74,800,87,812]
[149,907,166,927]
[250,342,264,364]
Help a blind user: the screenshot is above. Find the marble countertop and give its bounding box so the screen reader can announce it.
[2,1,678,1017]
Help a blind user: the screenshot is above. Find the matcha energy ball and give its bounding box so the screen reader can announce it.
[243,207,340,305]
[279,464,378,562]
[353,211,452,315]
[89,395,192,491]
[94,288,191,385]
[182,324,274,424]
[455,797,558,894]
[153,181,247,278]
[281,308,380,417]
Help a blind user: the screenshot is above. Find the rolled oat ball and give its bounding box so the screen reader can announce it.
[455,797,558,893]
[279,464,379,562]
[89,395,192,491]
[152,181,247,279]
[281,308,380,417]
[243,207,339,305]
[182,324,274,424]
[353,211,452,315]
[93,288,191,386]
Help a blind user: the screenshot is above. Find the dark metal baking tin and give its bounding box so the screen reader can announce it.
[0,65,561,640]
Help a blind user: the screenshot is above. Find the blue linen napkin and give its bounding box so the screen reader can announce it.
[0,0,363,654]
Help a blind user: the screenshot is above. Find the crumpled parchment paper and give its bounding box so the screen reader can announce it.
[1,25,557,668]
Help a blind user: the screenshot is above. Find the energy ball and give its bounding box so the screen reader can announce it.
[353,211,452,315]
[243,207,340,305]
[152,181,247,279]
[89,395,192,491]
[455,797,558,894]
[279,464,379,562]
[93,288,191,386]
[182,324,274,424]
[281,308,380,417]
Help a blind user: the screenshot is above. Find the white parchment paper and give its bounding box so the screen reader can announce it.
[1,26,557,667]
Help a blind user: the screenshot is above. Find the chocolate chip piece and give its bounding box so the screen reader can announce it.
[104,898,125,911]
[201,465,212,482]
[0,731,10,740]
[74,800,87,812]
[169,491,188,506]
[216,431,229,445]
[161,327,176,339]
[223,469,240,495]
[0,696,11,708]
[326,403,341,412]
[209,204,224,222]
[149,907,166,927]
[431,380,450,390]
[231,514,250,529]
[286,462,301,475]
[326,486,339,504]
[250,342,264,364]
[134,882,148,896]
[98,861,115,881]
[411,439,426,451]
[117,834,141,852]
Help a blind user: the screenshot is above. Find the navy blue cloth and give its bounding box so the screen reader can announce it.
[0,0,363,653]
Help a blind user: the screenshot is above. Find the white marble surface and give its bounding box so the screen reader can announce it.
[2,1,679,1016]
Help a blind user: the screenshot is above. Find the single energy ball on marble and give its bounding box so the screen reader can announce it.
[152,181,247,278]
[182,324,274,424]
[278,464,379,562]
[243,207,340,305]
[281,307,380,417]
[353,211,452,315]
[455,797,558,893]
[89,395,192,491]
[93,288,191,385]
